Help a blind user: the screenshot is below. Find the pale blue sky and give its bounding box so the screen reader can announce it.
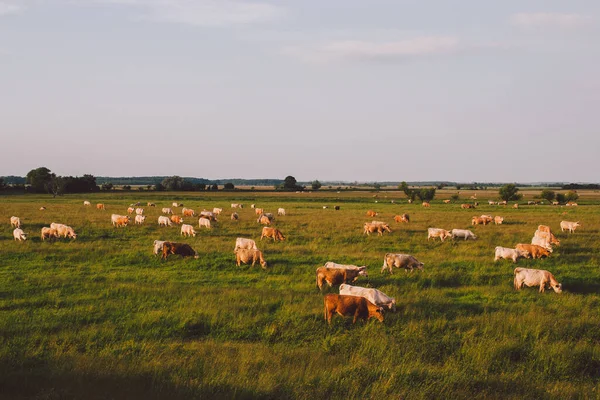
[1,1,599,182]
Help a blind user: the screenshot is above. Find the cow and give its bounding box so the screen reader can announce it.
[111,214,130,228]
[147,202,156,207]
[316,267,363,290]
[172,202,180,208]
[135,208,144,215]
[162,242,199,260]
[323,294,384,325]
[323,262,368,278]
[83,201,91,206]
[366,210,378,217]
[10,216,21,228]
[235,249,268,269]
[480,215,494,224]
[255,208,264,215]
[234,237,258,253]
[39,207,46,211]
[451,229,477,240]
[182,208,195,217]
[231,212,239,221]
[170,215,183,225]
[516,244,552,259]
[566,202,578,207]
[393,214,410,223]
[531,236,553,251]
[461,204,475,209]
[231,203,243,209]
[552,201,559,206]
[514,268,562,293]
[427,228,451,242]
[513,203,519,209]
[494,216,504,225]
[127,207,135,214]
[41,227,59,241]
[13,228,27,241]
[181,224,196,237]
[472,216,487,225]
[488,200,495,205]
[135,215,146,225]
[153,240,166,255]
[339,284,396,312]
[560,221,580,233]
[277,208,286,216]
[199,217,211,229]
[261,227,285,241]
[96,203,105,210]
[422,202,430,208]
[213,208,223,215]
[381,253,423,274]
[53,224,77,239]
[334,206,340,211]
[258,215,272,225]
[158,216,173,227]
[364,222,391,236]
[443,199,451,204]
[494,247,529,263]
[534,229,560,246]
[162,208,173,215]
[407,199,413,204]
[250,204,255,209]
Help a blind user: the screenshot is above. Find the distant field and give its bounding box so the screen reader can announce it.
[1,190,599,399]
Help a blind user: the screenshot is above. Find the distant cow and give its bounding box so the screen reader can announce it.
[471,216,487,225]
[162,242,199,260]
[231,212,239,220]
[323,294,384,325]
[461,204,475,209]
[443,199,451,204]
[10,216,21,228]
[83,201,91,206]
[170,215,183,225]
[255,208,264,215]
[394,214,409,223]
[135,208,144,215]
[427,228,451,242]
[51,223,77,239]
[181,224,196,237]
[560,221,580,233]
[514,268,562,293]
[366,210,377,217]
[172,202,183,208]
[96,203,105,210]
[147,202,156,207]
[277,208,286,216]
[494,247,528,263]
[261,227,285,241]
[381,253,423,274]
[182,208,195,217]
[513,203,519,209]
[127,207,135,214]
[494,216,504,225]
[111,214,130,228]
[516,244,551,259]
[213,208,223,215]
[231,203,243,209]
[451,229,477,240]
[199,217,211,229]
[236,249,267,269]
[162,208,173,215]
[13,228,27,241]
[135,215,146,225]
[316,267,363,290]
[258,215,272,225]
[158,216,173,227]
[339,284,396,312]
[422,202,430,208]
[565,202,578,207]
[41,227,59,241]
[363,222,391,236]
[234,238,258,253]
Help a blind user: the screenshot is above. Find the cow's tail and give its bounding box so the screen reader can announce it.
[513,268,522,290]
[316,272,322,290]
[381,254,389,273]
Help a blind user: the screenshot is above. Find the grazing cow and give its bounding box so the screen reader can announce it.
[323,206,328,209]
[394,214,410,223]
[39,207,46,211]
[427,228,452,242]
[170,215,183,225]
[323,262,368,278]
[153,240,166,255]
[182,208,195,217]
[250,204,255,209]
[231,203,243,209]
[181,224,196,237]
[552,201,559,206]
[513,203,519,209]
[255,208,264,215]
[514,268,562,293]
[258,215,272,225]
[83,201,91,206]
[234,237,258,252]
[494,216,504,225]
[111,214,130,228]
[366,210,378,217]
[199,217,211,229]
[135,215,146,225]
[323,294,384,325]
[162,208,173,215]
[213,208,223,215]
[363,222,391,236]
[13,228,27,241]
[231,212,239,221]
[41,227,59,241]
[277,208,286,216]
[261,227,285,241]
[96,203,105,210]
[461,204,475,209]
[494,247,529,263]
[480,215,494,224]
[158,216,173,227]
[516,244,551,259]
[339,284,396,312]
[127,207,135,214]
[407,199,413,204]
[162,242,199,260]
[471,216,487,225]
[334,206,340,210]
[172,202,180,208]
[235,249,267,269]
[488,200,495,205]
[565,202,578,207]
[560,221,580,233]
[451,229,477,240]
[443,199,451,204]
[135,208,144,215]
[316,267,363,290]
[422,202,430,208]
[534,229,560,246]
[381,253,423,274]
[531,236,553,251]
[10,216,21,228]
[54,224,77,239]
[147,202,156,207]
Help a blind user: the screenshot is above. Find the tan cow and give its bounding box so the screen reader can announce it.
[363,222,391,236]
[127,207,135,214]
[427,228,451,241]
[231,212,239,221]
[461,204,475,209]
[134,215,146,225]
[135,208,144,215]
[96,203,105,210]
[515,244,551,259]
[181,224,196,237]
[162,207,173,215]
[260,227,285,241]
[53,224,77,239]
[213,208,223,215]
[560,221,580,233]
[513,203,519,209]
[111,214,130,228]
[494,216,504,225]
[366,210,377,217]
[323,294,384,325]
[316,267,363,290]
[480,215,494,224]
[255,208,264,215]
[443,199,451,204]
[182,208,195,217]
[422,202,430,208]
[235,249,267,269]
[13,228,27,241]
[514,268,562,293]
[41,227,59,241]
[170,215,183,225]
[258,215,271,225]
[393,214,409,223]
[83,201,91,206]
[382,253,423,274]
[10,216,21,228]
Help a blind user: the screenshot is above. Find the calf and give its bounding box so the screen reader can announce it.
[514,268,562,293]
[316,267,363,290]
[323,294,384,325]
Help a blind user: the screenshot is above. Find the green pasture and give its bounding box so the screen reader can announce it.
[0,191,599,399]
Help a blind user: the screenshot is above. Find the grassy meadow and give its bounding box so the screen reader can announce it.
[0,190,599,399]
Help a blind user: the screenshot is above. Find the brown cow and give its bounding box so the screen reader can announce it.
[255,208,264,215]
[471,216,486,225]
[393,214,410,223]
[182,208,195,217]
[258,215,271,225]
[316,267,363,290]
[515,244,551,259]
[162,242,199,260]
[364,222,392,236]
[41,227,59,241]
[461,204,475,209]
[422,202,430,208]
[260,227,285,241]
[323,294,384,325]
[235,249,267,269]
[96,203,105,210]
[170,215,183,224]
[366,210,377,217]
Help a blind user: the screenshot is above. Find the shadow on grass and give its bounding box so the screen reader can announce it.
[564,279,600,294]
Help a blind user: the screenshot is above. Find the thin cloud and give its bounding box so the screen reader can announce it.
[0,2,20,16]
[510,12,592,28]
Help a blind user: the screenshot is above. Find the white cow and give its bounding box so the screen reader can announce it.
[13,228,27,241]
[531,236,553,251]
[560,221,580,233]
[213,208,223,215]
[181,224,197,237]
[200,210,214,218]
[135,208,144,215]
[514,268,562,293]
[494,247,528,263]
[451,229,477,240]
[323,262,368,277]
[231,212,239,220]
[10,216,21,228]
[427,228,452,242]
[158,216,173,227]
[153,240,166,255]
[83,201,91,206]
[199,218,211,229]
[172,202,179,207]
[162,208,173,215]
[234,237,258,252]
[381,253,424,274]
[135,215,146,225]
[339,284,396,312]
[278,208,286,216]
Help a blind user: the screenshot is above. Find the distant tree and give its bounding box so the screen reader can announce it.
[283,176,301,191]
[399,181,417,201]
[450,193,460,201]
[311,180,322,190]
[26,167,53,193]
[565,191,579,202]
[417,188,436,202]
[122,185,132,191]
[373,183,381,190]
[101,182,114,191]
[46,174,65,197]
[540,190,556,202]
[162,176,184,191]
[499,184,522,202]
[154,183,165,191]
[147,185,152,191]
[224,182,235,190]
[0,178,6,191]
[211,184,218,191]
[456,185,462,190]
[555,193,566,204]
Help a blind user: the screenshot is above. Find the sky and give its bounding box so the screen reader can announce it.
[1,0,599,182]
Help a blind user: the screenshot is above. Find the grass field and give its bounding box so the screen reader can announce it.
[1,190,599,399]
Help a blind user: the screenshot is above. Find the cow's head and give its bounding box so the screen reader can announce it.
[417,262,424,270]
[551,282,562,293]
[358,266,368,277]
[372,307,385,322]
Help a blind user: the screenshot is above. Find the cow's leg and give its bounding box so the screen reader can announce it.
[539,283,545,293]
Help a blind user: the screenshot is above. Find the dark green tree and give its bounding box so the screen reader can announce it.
[311,180,322,190]
[565,191,579,202]
[26,167,53,193]
[101,182,114,191]
[417,188,436,202]
[540,190,556,202]
[556,193,566,204]
[499,184,522,202]
[162,176,184,191]
[224,182,235,190]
